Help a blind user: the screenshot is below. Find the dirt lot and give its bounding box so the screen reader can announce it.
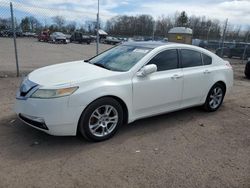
[0,38,250,188]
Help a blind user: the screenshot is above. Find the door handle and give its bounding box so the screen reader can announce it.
[204,70,211,74]
[171,74,183,80]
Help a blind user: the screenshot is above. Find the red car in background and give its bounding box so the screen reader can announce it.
[38,31,50,42]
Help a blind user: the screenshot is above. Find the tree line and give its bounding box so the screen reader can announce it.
[0,11,249,41]
[0,16,90,34]
[106,11,249,41]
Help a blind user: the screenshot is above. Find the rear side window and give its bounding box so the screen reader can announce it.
[202,53,212,65]
[181,49,202,68]
[147,49,178,71]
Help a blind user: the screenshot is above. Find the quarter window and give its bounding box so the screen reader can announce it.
[202,53,212,65]
[147,49,178,71]
[181,49,202,68]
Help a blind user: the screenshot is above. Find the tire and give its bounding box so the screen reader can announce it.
[203,83,225,112]
[78,97,123,142]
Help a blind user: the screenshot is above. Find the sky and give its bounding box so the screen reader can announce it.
[0,0,249,29]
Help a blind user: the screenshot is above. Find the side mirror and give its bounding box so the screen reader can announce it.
[137,64,157,77]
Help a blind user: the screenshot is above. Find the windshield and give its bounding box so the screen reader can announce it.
[54,32,64,36]
[88,45,151,72]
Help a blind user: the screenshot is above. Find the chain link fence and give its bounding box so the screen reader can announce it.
[0,1,16,76]
[0,1,111,77]
[0,2,249,77]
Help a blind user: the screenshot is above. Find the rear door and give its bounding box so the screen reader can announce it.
[180,49,212,107]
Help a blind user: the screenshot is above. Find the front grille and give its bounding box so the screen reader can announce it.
[19,114,48,130]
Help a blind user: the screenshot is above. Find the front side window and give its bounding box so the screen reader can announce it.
[89,45,151,72]
[147,49,178,71]
[181,49,202,68]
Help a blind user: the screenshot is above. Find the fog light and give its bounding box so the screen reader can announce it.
[19,114,48,130]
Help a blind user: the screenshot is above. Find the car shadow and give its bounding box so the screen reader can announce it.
[0,107,208,161]
[117,106,209,140]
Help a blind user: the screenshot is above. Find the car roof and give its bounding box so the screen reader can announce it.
[122,41,176,49]
[121,41,217,58]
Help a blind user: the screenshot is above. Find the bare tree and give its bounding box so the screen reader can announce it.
[20,17,29,32]
[155,15,173,37]
[65,21,76,33]
[52,16,65,30]
[0,18,11,30]
[105,15,154,37]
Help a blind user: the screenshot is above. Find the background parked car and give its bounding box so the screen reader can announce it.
[65,34,71,41]
[216,43,250,59]
[117,37,128,42]
[70,32,92,44]
[0,29,23,37]
[23,32,36,37]
[192,39,208,48]
[215,47,230,57]
[38,31,50,42]
[50,32,68,44]
[245,59,250,79]
[104,36,121,45]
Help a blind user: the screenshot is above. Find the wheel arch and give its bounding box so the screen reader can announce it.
[203,80,227,112]
[105,95,129,125]
[214,80,227,93]
[77,95,129,133]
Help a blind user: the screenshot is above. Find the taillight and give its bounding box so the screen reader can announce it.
[225,61,232,69]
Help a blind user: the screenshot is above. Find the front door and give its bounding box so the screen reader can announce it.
[132,49,183,119]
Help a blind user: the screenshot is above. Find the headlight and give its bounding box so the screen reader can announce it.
[31,86,78,99]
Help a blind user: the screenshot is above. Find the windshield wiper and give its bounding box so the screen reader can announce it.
[92,63,111,70]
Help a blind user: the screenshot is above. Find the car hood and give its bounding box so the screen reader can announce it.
[28,61,120,86]
[55,36,66,39]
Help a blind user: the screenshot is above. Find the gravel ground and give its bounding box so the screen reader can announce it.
[0,38,250,188]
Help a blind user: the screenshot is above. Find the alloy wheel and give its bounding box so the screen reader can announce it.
[88,105,118,137]
[209,87,223,109]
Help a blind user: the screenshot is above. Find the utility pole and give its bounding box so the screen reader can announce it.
[206,25,211,42]
[152,21,156,41]
[96,0,100,55]
[10,2,19,77]
[220,18,228,57]
[242,32,249,63]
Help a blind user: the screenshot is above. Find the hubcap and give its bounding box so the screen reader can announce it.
[89,105,118,137]
[209,87,223,109]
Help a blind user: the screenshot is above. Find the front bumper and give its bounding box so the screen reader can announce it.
[19,113,48,130]
[15,97,84,136]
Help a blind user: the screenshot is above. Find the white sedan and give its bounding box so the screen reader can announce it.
[15,42,233,141]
